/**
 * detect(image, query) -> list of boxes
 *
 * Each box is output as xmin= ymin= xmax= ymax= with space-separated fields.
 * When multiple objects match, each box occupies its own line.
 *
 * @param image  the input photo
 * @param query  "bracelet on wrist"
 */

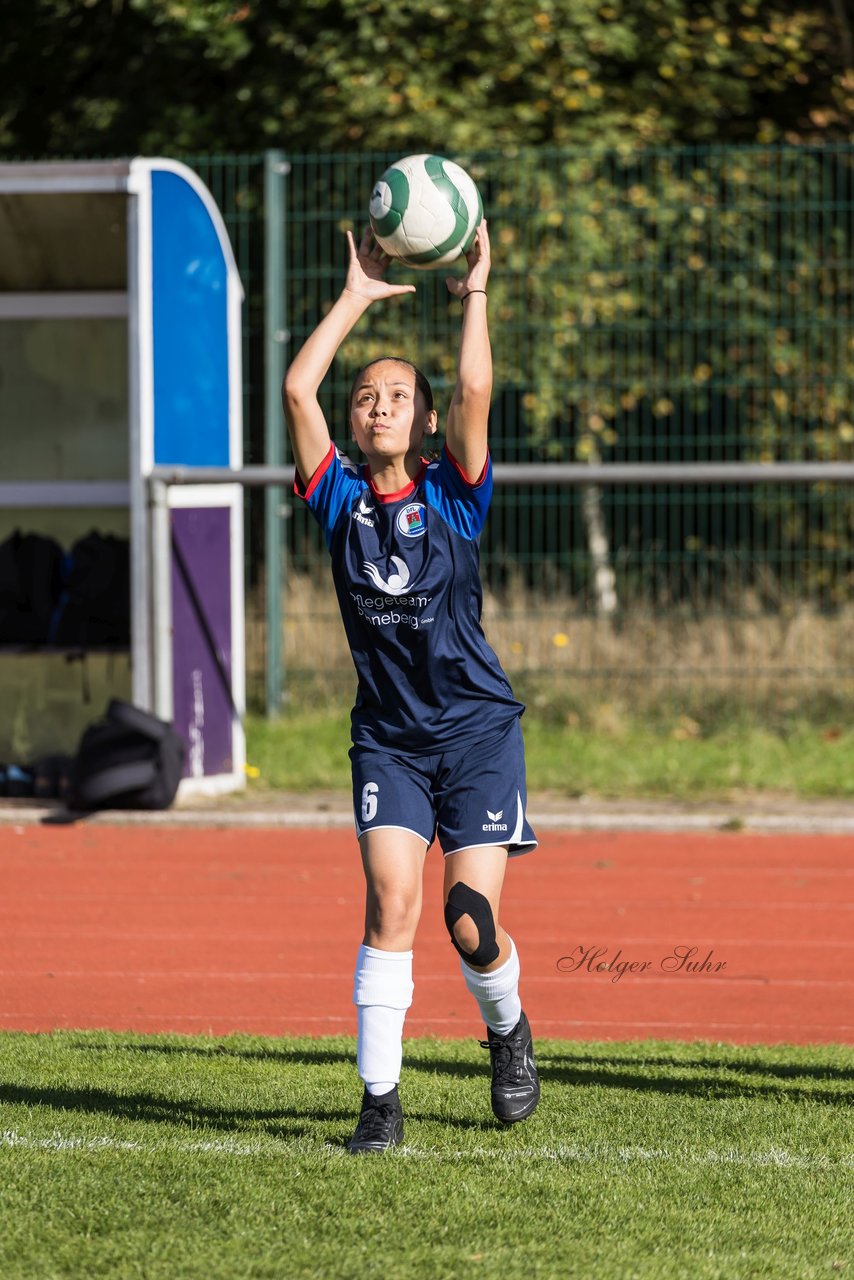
xmin=461 ymin=289 xmax=488 ymax=303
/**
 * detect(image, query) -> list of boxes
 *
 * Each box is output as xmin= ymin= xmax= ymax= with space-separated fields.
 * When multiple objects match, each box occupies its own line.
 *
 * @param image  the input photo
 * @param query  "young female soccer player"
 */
xmin=283 ymin=220 xmax=539 ymax=1153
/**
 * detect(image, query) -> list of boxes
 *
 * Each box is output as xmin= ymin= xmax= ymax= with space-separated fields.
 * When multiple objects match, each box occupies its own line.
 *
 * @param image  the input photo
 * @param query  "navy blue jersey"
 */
xmin=295 ymin=443 xmax=524 ymax=753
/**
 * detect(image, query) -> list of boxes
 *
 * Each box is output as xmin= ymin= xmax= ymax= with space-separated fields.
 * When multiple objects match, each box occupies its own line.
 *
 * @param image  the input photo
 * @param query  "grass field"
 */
xmin=1 ymin=1032 xmax=851 ymax=1279
xmin=245 ymin=701 xmax=854 ymax=799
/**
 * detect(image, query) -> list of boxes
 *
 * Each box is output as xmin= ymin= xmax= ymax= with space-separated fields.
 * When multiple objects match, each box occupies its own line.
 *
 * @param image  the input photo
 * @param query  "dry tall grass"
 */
xmin=245 ymin=574 xmax=854 ymax=713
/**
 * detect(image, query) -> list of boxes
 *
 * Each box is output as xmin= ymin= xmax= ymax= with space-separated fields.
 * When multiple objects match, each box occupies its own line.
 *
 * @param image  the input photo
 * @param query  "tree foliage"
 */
xmin=1 ymin=0 xmax=853 ymax=157
xmin=3 ymin=1 xmax=853 ymax=603
xmin=277 ymin=140 xmax=854 ymax=604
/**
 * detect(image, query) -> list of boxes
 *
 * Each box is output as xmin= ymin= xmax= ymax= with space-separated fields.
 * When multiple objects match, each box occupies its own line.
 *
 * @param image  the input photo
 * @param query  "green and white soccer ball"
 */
xmin=369 ymin=154 xmax=483 ymax=270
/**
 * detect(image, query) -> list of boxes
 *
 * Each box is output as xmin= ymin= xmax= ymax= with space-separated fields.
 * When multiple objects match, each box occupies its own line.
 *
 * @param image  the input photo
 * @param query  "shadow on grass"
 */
xmin=547 ymin=1051 xmax=854 ymax=1083
xmin=75 ymin=1039 xmax=358 ymax=1068
xmin=0 ymin=1081 xmax=491 ymax=1139
xmin=536 ymin=1056 xmax=853 ymax=1107
xmin=66 ymin=1037 xmax=854 ymax=1106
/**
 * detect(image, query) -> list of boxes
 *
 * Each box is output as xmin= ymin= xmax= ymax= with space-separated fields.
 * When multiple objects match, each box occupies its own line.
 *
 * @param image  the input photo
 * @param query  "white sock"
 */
xmin=353 ymin=944 xmax=414 ymax=1095
xmin=460 ymin=937 xmax=522 ymax=1036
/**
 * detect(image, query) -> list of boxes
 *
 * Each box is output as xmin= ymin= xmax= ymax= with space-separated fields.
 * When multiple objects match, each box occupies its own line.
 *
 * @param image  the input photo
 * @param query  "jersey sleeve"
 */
xmin=293 ymin=444 xmax=362 ymax=549
xmin=422 ymin=446 xmax=493 ymax=540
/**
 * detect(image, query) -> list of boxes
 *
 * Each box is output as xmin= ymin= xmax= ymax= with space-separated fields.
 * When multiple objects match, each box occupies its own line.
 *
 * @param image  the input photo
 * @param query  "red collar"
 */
xmin=365 ymin=460 xmax=428 ymax=504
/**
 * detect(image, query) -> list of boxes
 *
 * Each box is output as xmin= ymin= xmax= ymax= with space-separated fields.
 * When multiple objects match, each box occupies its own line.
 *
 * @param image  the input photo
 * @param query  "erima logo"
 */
xmin=362 ymin=556 xmax=411 ymax=596
xmin=482 ymin=807 xmax=509 ymax=833
xmin=353 ymin=494 xmax=374 ymax=528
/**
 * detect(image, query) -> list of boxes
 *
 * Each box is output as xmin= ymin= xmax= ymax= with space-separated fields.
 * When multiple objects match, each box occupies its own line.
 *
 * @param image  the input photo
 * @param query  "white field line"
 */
xmin=5 ymin=937 xmax=854 ymax=952
xmin=0 ymin=1128 xmax=851 ymax=1169
xmin=2 ymin=970 xmax=854 ymax=990
xmin=3 ymin=900 xmax=852 ymax=916
xmin=4 ymin=1015 xmax=852 ymax=1038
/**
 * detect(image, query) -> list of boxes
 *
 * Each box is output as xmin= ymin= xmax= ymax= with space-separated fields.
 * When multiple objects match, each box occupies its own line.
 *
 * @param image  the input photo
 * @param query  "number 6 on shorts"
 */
xmin=361 ymin=782 xmax=378 ymax=823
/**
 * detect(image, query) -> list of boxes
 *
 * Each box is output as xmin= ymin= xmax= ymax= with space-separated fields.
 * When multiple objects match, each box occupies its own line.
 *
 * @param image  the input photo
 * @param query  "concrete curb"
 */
xmin=3 ymin=797 xmax=854 ymax=834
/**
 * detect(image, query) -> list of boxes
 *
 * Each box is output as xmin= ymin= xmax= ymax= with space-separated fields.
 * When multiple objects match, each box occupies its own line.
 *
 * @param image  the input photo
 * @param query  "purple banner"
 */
xmin=170 ymin=506 xmax=234 ymax=778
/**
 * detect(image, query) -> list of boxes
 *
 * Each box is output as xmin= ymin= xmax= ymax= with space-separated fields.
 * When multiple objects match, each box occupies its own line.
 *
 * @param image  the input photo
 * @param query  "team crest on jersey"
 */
xmin=397 ymin=503 xmax=426 ymax=538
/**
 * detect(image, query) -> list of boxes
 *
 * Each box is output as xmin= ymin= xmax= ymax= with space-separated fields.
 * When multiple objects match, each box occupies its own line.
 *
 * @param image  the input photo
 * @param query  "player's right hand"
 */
xmin=343 ymin=228 xmax=416 ymax=302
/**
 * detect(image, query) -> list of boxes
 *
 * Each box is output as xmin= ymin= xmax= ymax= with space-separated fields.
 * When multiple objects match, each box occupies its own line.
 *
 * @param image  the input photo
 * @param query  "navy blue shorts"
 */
xmin=350 ymin=718 xmax=537 ymax=857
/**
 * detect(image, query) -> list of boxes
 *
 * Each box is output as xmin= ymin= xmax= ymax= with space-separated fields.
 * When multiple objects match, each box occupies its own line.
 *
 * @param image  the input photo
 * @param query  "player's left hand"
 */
xmin=446 ymin=219 xmax=491 ymax=300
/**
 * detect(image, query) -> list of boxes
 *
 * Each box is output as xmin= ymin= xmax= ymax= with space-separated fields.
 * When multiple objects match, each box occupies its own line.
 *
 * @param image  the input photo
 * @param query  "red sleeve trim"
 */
xmin=293 ymin=441 xmax=336 ymax=501
xmin=444 ymin=444 xmax=489 ymax=487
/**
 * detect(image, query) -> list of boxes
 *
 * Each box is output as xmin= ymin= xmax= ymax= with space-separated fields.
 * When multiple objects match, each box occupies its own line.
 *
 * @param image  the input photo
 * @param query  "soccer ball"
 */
xmin=369 ymin=154 xmax=483 ymax=270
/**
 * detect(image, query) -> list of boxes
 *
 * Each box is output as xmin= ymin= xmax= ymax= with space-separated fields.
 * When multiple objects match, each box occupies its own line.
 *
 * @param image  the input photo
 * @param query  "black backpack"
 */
xmin=0 ymin=531 xmax=65 ymax=643
xmin=51 ymin=531 xmax=131 ymax=648
xmin=68 ymin=700 xmax=185 ymax=811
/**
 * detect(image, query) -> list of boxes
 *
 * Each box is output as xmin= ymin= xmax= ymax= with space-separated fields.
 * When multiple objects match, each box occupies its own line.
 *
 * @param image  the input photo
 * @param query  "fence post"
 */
xmin=149 ymin=477 xmax=174 ymax=723
xmin=264 ymin=150 xmax=289 ymax=716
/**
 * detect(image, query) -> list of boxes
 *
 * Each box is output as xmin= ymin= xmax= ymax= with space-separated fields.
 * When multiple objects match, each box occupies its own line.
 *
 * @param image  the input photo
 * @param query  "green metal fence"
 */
xmin=197 ymin=146 xmax=854 ymax=708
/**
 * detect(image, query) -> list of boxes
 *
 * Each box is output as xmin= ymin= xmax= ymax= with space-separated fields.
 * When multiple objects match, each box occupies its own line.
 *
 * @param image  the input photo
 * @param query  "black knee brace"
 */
xmin=444 ymin=882 xmax=500 ymax=967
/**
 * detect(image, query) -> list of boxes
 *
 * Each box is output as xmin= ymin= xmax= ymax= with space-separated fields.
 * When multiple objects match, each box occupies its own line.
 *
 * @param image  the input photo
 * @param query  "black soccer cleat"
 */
xmin=480 ymin=1009 xmax=540 ymax=1124
xmin=346 ymin=1085 xmax=404 ymax=1154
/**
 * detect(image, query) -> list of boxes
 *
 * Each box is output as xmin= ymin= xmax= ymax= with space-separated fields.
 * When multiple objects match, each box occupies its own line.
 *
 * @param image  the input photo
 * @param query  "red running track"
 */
xmin=1 ymin=824 xmax=852 ymax=1044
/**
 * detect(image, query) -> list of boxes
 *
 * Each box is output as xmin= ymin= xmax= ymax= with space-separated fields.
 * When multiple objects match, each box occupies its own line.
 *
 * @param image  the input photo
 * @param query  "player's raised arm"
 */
xmin=282 ymin=229 xmax=416 ymax=485
xmin=444 ymin=220 xmax=493 ymax=482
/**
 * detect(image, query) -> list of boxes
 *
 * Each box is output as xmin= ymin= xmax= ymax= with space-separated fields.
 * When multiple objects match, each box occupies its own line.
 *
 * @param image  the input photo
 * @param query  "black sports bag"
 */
xmin=68 ymin=700 xmax=185 ymax=811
